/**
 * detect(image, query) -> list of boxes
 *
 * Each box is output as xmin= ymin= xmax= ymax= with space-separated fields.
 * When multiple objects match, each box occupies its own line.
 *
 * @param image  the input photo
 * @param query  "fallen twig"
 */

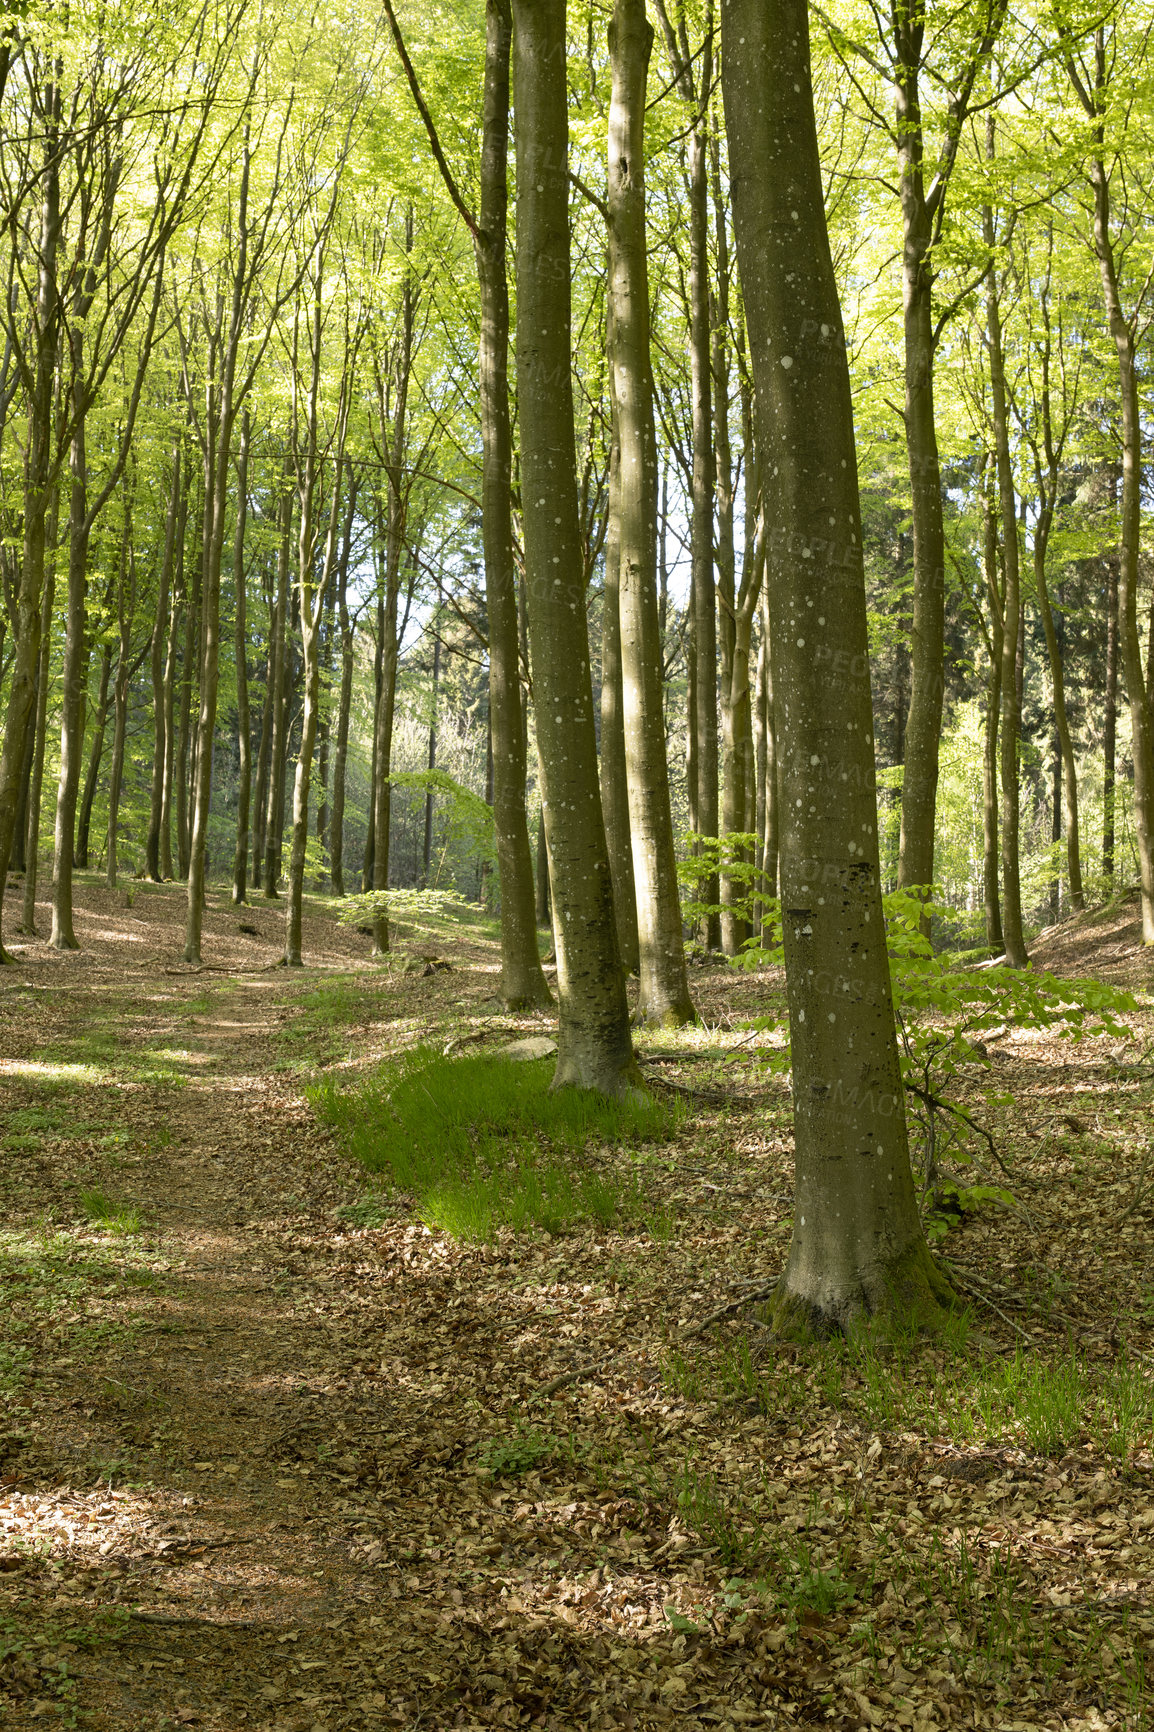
xmin=948 ymin=1268 xmax=1035 ymax=1343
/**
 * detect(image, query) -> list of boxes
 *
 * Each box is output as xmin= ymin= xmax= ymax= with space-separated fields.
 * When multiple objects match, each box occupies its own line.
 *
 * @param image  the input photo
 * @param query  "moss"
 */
xmin=759 ymin=1235 xmax=958 ymax=1342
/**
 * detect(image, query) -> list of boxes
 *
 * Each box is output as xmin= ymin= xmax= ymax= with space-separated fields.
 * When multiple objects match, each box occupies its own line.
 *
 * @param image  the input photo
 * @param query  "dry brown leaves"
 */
xmin=0 ymin=876 xmax=1150 ymax=1730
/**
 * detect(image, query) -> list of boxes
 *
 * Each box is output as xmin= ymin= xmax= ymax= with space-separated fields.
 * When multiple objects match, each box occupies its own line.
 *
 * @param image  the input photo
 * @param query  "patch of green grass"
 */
xmin=664 ymin=1322 xmax=1154 ymax=1463
xmin=476 ymin=1425 xmax=562 ymax=1477
xmin=77 ymin=1190 xmax=142 ymax=1235
xmin=310 ymin=1046 xmax=680 ymax=1241
xmin=335 ymin=1194 xmax=403 ymax=1227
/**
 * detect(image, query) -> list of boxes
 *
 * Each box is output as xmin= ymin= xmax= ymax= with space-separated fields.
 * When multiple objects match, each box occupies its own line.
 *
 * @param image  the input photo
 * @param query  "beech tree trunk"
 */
xmin=600 ymin=423 xmax=641 ymax=976
xmin=475 ymin=0 xmax=553 ymax=1007
xmin=980 ymin=462 xmax=1004 ymax=954
xmin=106 ymin=514 xmax=138 ymax=890
xmin=146 ymin=446 xmax=181 ymax=881
xmin=512 ymin=0 xmax=638 ymax=1096
xmin=19 ymin=535 xmax=56 ymax=934
xmin=0 ymin=93 xmax=60 ymax=960
xmin=1104 ymin=548 xmax=1118 ymax=884
xmin=723 ymin=0 xmax=948 ymax=1330
xmin=1090 ymin=160 xmax=1154 ymax=939
xmin=329 ymin=477 xmax=358 ymax=899
xmin=985 ymin=203 xmax=1028 ymax=967
xmin=607 ymin=0 xmax=694 ymax=1025
xmin=231 ymin=411 xmax=252 ymax=904
xmin=1065 ymin=36 xmax=1154 ymax=938
xmin=262 ymin=476 xmax=293 ymax=899
xmin=75 ymin=645 xmax=112 ymax=872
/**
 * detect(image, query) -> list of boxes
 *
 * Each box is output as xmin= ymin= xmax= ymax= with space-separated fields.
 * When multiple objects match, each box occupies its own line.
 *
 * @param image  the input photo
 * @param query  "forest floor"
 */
xmin=0 ymin=874 xmax=1151 ymax=1732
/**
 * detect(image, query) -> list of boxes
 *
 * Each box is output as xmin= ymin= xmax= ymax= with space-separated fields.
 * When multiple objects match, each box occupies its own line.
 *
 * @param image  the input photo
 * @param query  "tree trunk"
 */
xmin=262 ymin=473 xmax=293 ymax=899
xmin=1089 ymin=155 xmax=1154 ymax=939
xmin=19 ymin=527 xmax=57 ymax=934
xmin=329 ymin=478 xmax=357 ymax=899
xmin=422 ymin=623 xmax=441 ymax=883
xmin=175 ymin=517 xmax=200 ymax=880
xmin=1035 ymin=547 xmax=1084 ymax=913
xmin=986 ymin=198 xmax=1029 ymax=967
xmin=536 ymin=805 xmax=550 ymax=926
xmin=607 ymin=0 xmax=694 ymax=1024
xmin=1104 ymin=546 xmax=1118 ymax=884
xmin=106 ymin=514 xmax=137 ymax=890
xmin=475 ymin=0 xmax=553 ymax=1007
xmin=513 ymin=0 xmax=638 ymax=1095
xmin=723 ymin=0 xmax=948 ymax=1330
xmin=146 ymin=445 xmax=180 ymax=881
xmin=251 ymin=565 xmax=275 ymax=891
xmin=76 ymin=645 xmax=113 ymax=872
xmin=0 ymin=94 xmax=60 ymax=960
xmin=600 ymin=426 xmax=641 ymax=975
xmin=688 ymin=113 xmax=718 ymax=948
xmin=231 ymin=411 xmax=252 ymax=903
xmin=980 ymin=461 xmax=1004 ymax=953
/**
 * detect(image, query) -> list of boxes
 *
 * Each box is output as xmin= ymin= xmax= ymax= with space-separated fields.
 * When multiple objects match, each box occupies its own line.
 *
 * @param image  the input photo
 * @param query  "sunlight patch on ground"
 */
xmin=0 ymin=1060 xmax=109 ymax=1085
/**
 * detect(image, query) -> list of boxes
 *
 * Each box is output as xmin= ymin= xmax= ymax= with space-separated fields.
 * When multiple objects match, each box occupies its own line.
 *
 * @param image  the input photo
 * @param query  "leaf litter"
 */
xmin=0 ymin=878 xmax=1150 ymax=1728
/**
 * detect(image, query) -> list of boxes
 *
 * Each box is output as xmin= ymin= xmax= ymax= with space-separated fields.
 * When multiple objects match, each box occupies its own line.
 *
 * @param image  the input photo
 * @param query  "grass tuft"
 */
xmin=310 ymin=1046 xmax=680 ymax=1240
xmin=77 ymin=1189 xmax=142 ymax=1235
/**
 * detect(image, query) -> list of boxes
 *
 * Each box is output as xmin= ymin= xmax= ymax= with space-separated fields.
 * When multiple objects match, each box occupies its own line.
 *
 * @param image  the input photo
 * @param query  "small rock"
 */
xmin=497 ymin=1037 xmax=557 ymax=1062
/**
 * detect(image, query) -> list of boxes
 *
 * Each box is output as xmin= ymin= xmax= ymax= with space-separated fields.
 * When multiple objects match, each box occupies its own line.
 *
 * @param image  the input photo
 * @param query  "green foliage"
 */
xmin=309 ymin=1046 xmax=680 ymax=1241
xmin=475 ymin=1425 xmax=560 ymax=1478
xmin=677 ymin=833 xmax=763 ymax=930
xmin=336 ymin=886 xmax=479 ymax=928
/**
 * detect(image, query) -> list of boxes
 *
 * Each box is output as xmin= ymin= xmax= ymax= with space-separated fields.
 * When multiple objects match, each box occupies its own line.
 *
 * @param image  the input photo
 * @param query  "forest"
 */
xmin=0 ymin=0 xmax=1153 ymax=1727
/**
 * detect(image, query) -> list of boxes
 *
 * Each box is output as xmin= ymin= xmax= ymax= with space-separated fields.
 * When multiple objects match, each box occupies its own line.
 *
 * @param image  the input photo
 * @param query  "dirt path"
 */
xmin=1 ymin=879 xmax=1152 ymax=1731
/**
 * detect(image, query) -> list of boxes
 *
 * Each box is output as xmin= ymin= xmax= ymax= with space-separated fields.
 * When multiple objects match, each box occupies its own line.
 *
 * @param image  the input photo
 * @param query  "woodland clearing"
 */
xmin=0 ymin=875 xmax=1151 ymax=1731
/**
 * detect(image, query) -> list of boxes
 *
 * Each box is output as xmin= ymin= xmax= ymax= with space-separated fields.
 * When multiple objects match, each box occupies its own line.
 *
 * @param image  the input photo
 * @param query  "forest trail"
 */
xmin=0 ymin=879 xmax=1152 ymax=1730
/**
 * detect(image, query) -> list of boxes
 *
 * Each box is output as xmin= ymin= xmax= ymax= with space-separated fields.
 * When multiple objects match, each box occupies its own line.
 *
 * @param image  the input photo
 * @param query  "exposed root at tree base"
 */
xmin=758 ymin=1238 xmax=959 ymax=1342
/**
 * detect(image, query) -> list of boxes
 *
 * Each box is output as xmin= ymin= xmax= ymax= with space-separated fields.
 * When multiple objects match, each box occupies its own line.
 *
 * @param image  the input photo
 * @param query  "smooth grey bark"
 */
xmin=19 ymin=527 xmax=56 ymax=934
xmin=985 ymin=198 xmax=1028 ymax=968
xmin=230 ymin=411 xmax=252 ymax=904
xmin=0 ymin=80 xmax=59 ymax=960
xmin=75 ymin=643 xmax=112 ymax=871
xmin=607 ymin=0 xmax=694 ymax=1025
xmin=175 ymin=518 xmax=199 ymax=880
xmin=1025 ymin=314 xmax=1084 ymax=915
xmin=756 ymin=582 xmax=780 ymax=926
xmin=654 ymin=0 xmax=717 ymax=947
xmin=723 ymin=0 xmax=948 ymax=1330
xmin=146 ymin=445 xmax=181 ymax=881
xmin=262 ymin=474 xmax=293 ymax=898
xmin=512 ymin=0 xmax=638 ymax=1096
xmin=284 ymin=262 xmax=354 ymax=968
xmin=600 ymin=426 xmax=641 ymax=977
xmin=1104 ymin=546 xmax=1118 ymax=883
xmin=329 ymin=476 xmax=358 ymax=898
xmin=980 ymin=459 xmax=1004 ymax=954
xmin=106 ymin=514 xmax=139 ymax=890
xmin=536 ymin=806 xmax=550 ymax=926
xmin=422 ymin=624 xmax=441 ymax=883
xmin=368 ymin=235 xmax=415 ymax=959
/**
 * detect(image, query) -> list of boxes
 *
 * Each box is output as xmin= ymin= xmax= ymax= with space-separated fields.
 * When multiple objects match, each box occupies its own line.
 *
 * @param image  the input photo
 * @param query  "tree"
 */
xmin=723 ymin=0 xmax=950 ymax=1327
xmin=379 ymin=0 xmax=552 ymax=1008
xmin=606 ymin=0 xmax=695 ymax=1026
xmin=512 ymin=0 xmax=639 ymax=1095
xmin=1061 ymin=21 xmax=1154 ymax=944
